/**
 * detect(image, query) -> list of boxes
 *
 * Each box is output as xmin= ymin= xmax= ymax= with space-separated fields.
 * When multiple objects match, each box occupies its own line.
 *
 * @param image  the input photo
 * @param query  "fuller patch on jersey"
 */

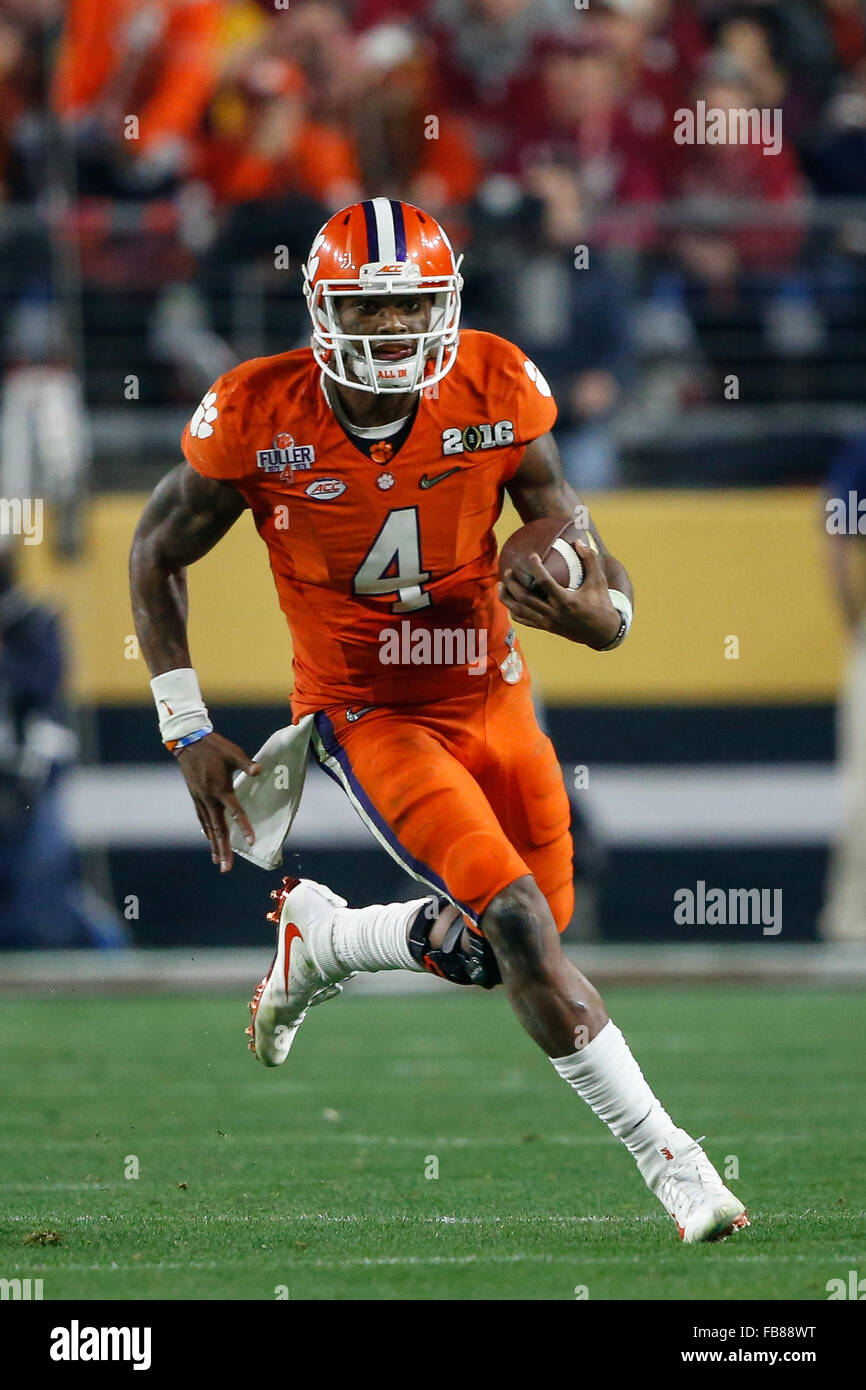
xmin=257 ymin=433 xmax=316 ymax=474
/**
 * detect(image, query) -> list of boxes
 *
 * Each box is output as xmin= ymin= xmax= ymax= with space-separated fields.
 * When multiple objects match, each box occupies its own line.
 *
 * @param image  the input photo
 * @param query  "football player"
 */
xmin=130 ymin=198 xmax=749 ymax=1244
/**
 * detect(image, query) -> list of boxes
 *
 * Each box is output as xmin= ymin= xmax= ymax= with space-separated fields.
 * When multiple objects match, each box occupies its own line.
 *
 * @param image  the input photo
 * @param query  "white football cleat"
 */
xmin=246 ymin=876 xmax=351 ymax=1067
xmin=652 ymin=1130 xmax=751 ymax=1243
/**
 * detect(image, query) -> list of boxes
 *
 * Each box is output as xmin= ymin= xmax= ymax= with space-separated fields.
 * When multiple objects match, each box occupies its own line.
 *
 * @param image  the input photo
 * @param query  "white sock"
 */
xmin=314 ymin=898 xmax=429 ymax=977
xmin=551 ymin=1020 xmax=679 ymax=1188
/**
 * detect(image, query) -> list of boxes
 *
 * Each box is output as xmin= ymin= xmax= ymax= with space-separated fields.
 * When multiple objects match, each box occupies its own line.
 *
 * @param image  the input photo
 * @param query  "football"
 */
xmin=499 ymin=516 xmax=593 ymax=593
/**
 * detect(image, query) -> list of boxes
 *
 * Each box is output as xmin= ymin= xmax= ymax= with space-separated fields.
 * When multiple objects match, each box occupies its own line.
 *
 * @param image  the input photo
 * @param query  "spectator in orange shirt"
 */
xmin=245 ymin=0 xmax=366 ymax=128
xmin=353 ymin=24 xmax=481 ymax=234
xmin=53 ymin=0 xmax=224 ymax=193
xmin=185 ymin=53 xmax=361 ymax=385
xmin=195 ymin=56 xmax=360 ymax=209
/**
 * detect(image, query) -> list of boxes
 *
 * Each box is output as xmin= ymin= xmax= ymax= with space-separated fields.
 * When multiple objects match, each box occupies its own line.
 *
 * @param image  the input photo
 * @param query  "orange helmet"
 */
xmin=302 ymin=198 xmax=463 ymax=394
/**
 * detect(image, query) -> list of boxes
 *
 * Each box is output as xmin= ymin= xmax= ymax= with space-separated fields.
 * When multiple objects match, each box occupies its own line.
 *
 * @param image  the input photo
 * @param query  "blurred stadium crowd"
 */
xmin=1 ymin=0 xmax=865 ymax=496
xmin=1 ymin=1 xmax=865 ymax=951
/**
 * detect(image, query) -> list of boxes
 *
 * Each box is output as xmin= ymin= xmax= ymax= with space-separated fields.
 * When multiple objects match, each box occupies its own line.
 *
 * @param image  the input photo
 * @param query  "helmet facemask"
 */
xmin=304 ymin=258 xmax=463 ymax=394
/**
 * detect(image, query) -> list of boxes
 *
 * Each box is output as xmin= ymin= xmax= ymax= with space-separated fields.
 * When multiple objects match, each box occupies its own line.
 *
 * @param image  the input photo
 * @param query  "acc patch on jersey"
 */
xmin=305 ymin=477 xmax=346 ymax=500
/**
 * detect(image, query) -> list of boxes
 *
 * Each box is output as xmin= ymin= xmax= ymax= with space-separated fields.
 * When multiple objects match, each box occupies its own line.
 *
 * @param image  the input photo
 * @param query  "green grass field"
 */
xmin=1 ymin=984 xmax=864 ymax=1301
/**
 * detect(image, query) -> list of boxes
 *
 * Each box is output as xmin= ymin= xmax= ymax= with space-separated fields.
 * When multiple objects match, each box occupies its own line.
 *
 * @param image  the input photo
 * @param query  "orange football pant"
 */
xmin=310 ymin=663 xmax=574 ymax=933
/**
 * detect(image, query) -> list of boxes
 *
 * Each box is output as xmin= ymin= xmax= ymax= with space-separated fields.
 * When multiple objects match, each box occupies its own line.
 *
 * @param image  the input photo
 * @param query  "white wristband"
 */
xmin=600 ymin=589 xmax=633 ymax=650
xmin=151 ymin=668 xmax=213 ymax=743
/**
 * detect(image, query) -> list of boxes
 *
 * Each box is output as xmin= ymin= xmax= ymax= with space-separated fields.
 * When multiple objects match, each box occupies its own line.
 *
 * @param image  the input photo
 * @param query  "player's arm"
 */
xmin=502 ymin=431 xmax=633 ymax=650
xmin=129 ymin=462 xmax=260 ymax=872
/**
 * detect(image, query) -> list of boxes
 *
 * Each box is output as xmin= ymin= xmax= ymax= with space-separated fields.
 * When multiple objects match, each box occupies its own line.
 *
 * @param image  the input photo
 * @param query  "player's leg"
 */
xmin=261 ymin=697 xmax=605 ymax=1043
xmin=252 ymin=694 xmax=750 ymax=1241
xmin=480 ymin=873 xmax=748 ymax=1241
xmin=476 ymin=676 xmax=749 ymax=1242
xmin=480 ymin=873 xmax=603 ymax=1053
xmin=470 ymin=676 xmax=597 ymax=1054
xmin=246 ymin=873 xmax=463 ymax=1066
xmin=247 ymin=704 xmax=517 ymax=1066
xmin=309 ymin=702 xmax=538 ymax=965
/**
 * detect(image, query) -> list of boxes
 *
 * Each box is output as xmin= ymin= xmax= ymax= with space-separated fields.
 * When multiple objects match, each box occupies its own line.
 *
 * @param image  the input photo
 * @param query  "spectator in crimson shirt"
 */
xmin=712 ymin=8 xmax=817 ymax=150
xmin=669 ymin=56 xmax=805 ymax=285
xmin=500 ymin=34 xmax=665 ymax=229
xmin=590 ymin=0 xmax=709 ymax=169
xmin=351 ymin=0 xmax=433 ymax=27
xmin=823 ymin=0 xmax=866 ymax=72
xmin=425 ymin=0 xmax=577 ymax=161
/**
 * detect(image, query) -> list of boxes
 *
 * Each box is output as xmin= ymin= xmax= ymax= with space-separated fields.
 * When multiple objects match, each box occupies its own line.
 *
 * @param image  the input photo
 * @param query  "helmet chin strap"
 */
xmin=347 ymin=352 xmax=369 ymax=386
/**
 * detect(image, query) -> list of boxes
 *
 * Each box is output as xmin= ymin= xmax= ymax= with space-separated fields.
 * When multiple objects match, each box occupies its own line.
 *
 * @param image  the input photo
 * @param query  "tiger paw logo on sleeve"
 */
xmin=190 ymin=391 xmax=219 ymax=439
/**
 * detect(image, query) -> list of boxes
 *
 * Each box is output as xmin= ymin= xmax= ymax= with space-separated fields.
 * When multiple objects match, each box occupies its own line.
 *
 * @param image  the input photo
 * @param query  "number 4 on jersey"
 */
xmin=353 ymin=508 xmax=431 ymax=612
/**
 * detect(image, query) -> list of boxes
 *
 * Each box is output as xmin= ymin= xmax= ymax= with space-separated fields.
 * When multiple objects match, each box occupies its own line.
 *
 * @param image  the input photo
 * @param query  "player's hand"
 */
xmin=498 ymin=541 xmax=622 ymax=649
xmin=175 ymin=732 xmax=261 ymax=873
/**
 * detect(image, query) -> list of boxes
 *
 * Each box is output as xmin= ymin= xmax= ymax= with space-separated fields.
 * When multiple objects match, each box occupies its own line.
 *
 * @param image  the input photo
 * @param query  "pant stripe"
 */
xmin=311 ymin=711 xmax=477 ymax=923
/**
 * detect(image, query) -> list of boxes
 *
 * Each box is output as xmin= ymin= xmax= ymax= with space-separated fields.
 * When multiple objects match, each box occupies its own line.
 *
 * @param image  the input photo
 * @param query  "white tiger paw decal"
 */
xmin=523 ymin=359 xmax=552 ymax=398
xmin=190 ymin=391 xmax=218 ymax=439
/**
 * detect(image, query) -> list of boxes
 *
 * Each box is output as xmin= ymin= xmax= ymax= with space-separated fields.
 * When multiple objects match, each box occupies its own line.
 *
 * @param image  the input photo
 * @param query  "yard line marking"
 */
xmin=3 ymin=1257 xmax=579 ymax=1273
xmin=0 ymin=1129 xmax=839 ymax=1153
xmin=1 ymin=1182 xmax=126 ymax=1191
xmin=0 ymin=1134 xmax=617 ymax=1154
xmin=6 ymin=1208 xmax=863 ymax=1224
xmin=13 ymin=1250 xmax=865 ymax=1277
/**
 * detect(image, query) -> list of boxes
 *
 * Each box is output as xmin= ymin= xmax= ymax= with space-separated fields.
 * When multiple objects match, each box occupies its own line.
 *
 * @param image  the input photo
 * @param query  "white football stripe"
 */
xmin=372 ymin=196 xmax=397 ymax=261
xmin=551 ymin=537 xmax=583 ymax=588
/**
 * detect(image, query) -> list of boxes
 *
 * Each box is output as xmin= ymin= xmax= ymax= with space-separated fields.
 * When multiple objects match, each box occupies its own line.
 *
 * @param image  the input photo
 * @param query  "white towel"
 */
xmin=228 ymin=715 xmax=315 ymax=870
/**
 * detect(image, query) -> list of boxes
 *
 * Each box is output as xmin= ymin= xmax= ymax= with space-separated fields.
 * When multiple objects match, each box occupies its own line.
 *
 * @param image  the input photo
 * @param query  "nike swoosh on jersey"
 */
xmin=345 ymin=705 xmax=376 ymax=722
xmin=419 ymin=467 xmax=463 ymax=489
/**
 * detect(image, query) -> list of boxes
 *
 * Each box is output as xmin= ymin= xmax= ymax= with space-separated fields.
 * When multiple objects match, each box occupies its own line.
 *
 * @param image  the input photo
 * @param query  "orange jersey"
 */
xmin=194 ymin=120 xmax=361 ymax=206
xmin=181 ymin=330 xmax=557 ymax=715
xmin=53 ymin=0 xmax=223 ymax=155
